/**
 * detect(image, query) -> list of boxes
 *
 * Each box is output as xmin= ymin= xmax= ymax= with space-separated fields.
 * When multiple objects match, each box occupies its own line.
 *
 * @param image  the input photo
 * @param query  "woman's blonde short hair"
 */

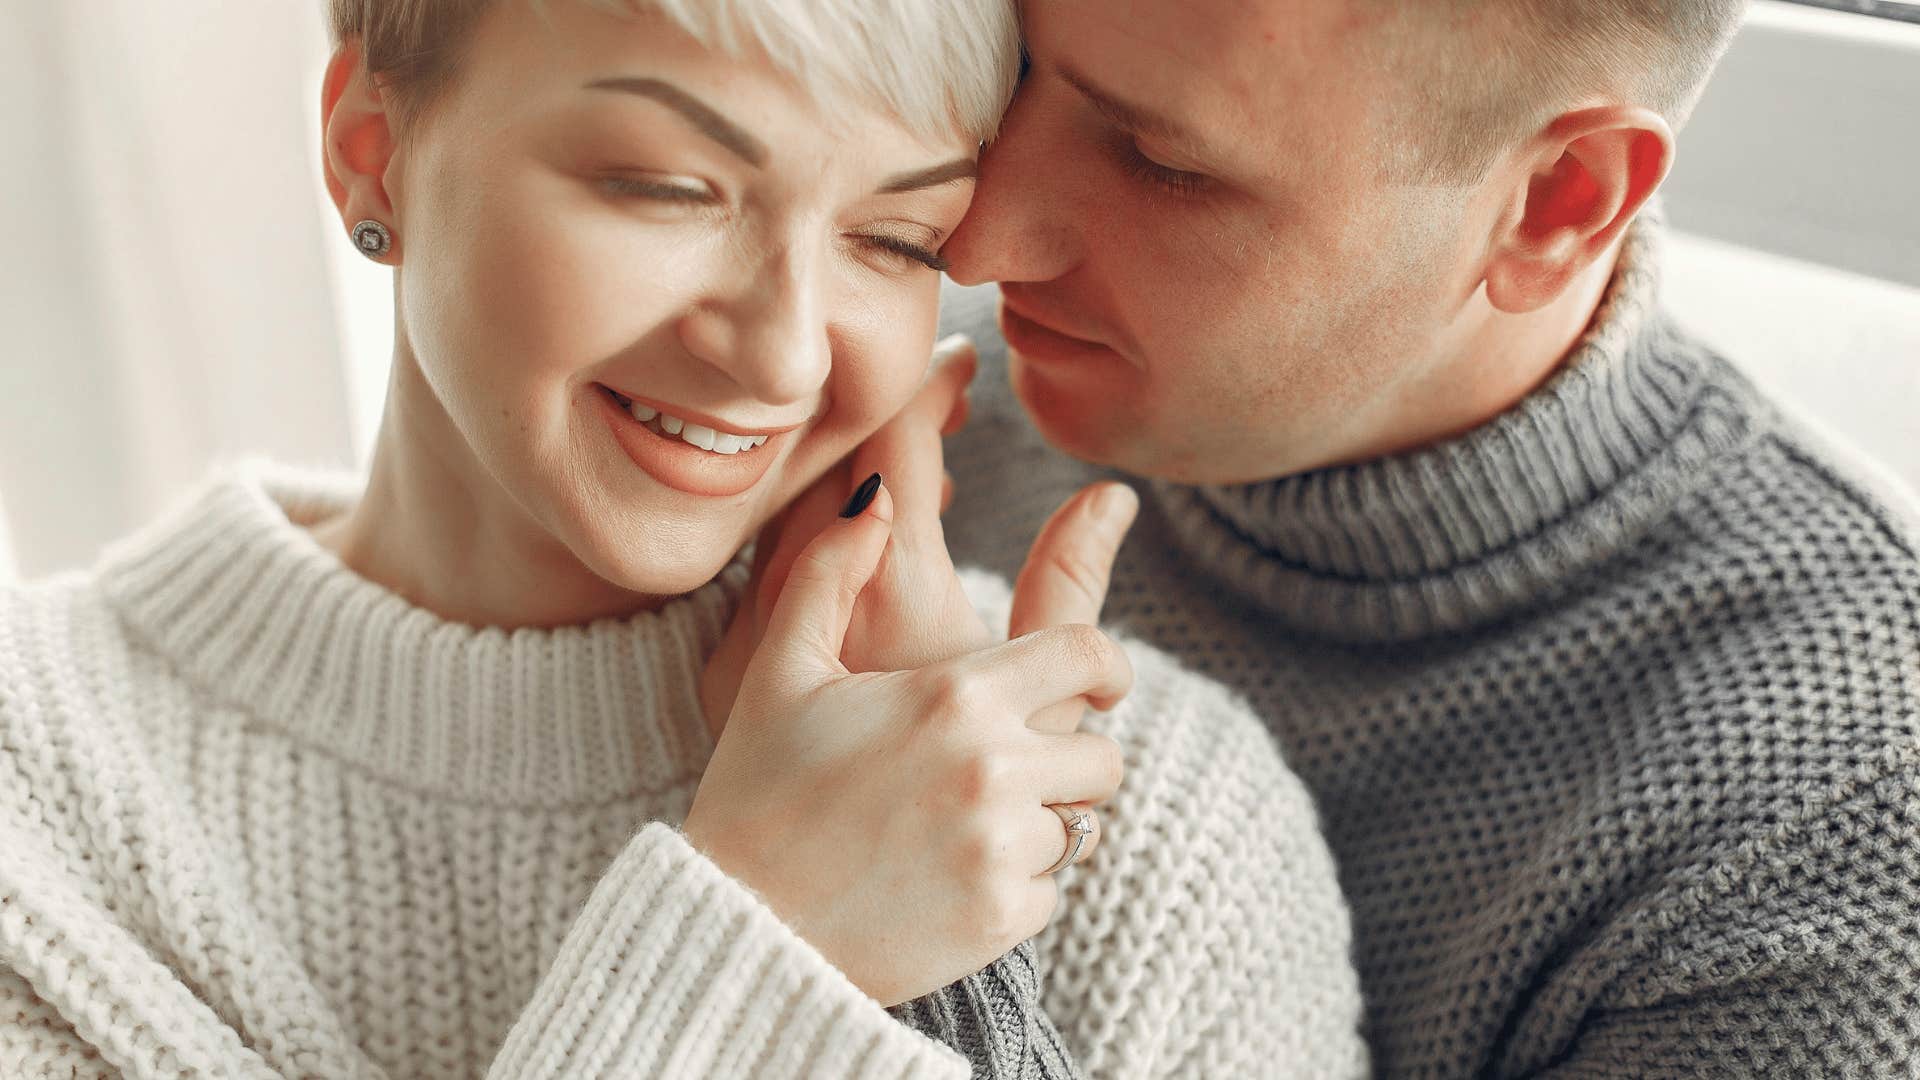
xmin=328 ymin=0 xmax=1022 ymax=144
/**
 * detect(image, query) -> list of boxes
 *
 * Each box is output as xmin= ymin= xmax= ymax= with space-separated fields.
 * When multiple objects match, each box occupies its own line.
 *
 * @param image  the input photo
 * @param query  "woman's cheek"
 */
xmin=840 ymin=277 xmax=944 ymax=420
xmin=833 ymin=345 xmax=918 ymax=438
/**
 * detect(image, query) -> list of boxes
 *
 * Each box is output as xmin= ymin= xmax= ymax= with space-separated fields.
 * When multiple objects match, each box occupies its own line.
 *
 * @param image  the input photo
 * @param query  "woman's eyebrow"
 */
xmin=877 ymin=158 xmax=978 ymax=194
xmin=582 ymin=76 xmax=768 ymax=167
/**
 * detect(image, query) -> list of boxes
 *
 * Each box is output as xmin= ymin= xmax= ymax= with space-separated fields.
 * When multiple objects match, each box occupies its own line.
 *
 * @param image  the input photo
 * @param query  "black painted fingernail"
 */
xmin=840 ymin=472 xmax=883 ymax=519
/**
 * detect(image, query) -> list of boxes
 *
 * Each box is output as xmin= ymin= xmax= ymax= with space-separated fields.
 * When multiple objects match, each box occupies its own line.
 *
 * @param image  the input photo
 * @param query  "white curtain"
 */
xmin=0 ymin=2 xmax=384 ymax=582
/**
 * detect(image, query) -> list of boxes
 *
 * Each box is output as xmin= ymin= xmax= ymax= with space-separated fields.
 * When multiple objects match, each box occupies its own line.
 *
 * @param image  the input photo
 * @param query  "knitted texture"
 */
xmin=0 ymin=461 xmax=1367 ymax=1078
xmin=937 ymin=203 xmax=1920 ymax=1079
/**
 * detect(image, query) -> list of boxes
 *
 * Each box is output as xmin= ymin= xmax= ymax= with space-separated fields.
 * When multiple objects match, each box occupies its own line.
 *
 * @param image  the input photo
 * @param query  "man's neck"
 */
xmin=1334 ymin=239 xmax=1625 ymax=467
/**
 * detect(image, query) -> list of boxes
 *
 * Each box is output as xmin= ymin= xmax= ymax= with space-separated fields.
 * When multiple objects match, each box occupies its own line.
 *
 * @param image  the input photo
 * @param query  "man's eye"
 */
xmin=599 ymin=175 xmax=715 ymax=203
xmin=1116 ymin=142 xmax=1211 ymax=198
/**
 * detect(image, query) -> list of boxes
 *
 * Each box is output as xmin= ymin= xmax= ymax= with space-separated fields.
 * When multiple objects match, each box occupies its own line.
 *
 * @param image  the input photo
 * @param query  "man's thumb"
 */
xmin=758 ymin=473 xmax=894 ymax=677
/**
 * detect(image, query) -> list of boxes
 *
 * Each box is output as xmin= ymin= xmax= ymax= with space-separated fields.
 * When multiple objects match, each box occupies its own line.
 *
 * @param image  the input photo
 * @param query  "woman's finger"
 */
xmin=940 ymin=622 xmax=1135 ymax=719
xmin=849 ymin=338 xmax=977 ymax=537
xmin=698 ymin=605 xmax=757 ymax=743
xmin=1029 ymin=795 xmax=1105 ymax=868
xmin=756 ymin=475 xmax=895 ymax=679
xmin=1007 ymin=798 xmax=1104 ymax=881
xmin=1009 ymin=483 xmax=1139 ymax=733
xmin=1010 ymin=483 xmax=1138 ymax=641
xmin=750 ymin=460 xmax=855 ymax=636
xmin=1019 ymin=730 xmax=1125 ymax=811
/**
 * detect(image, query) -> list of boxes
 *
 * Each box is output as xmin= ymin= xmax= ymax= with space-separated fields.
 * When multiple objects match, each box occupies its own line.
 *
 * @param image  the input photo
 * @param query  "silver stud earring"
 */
xmin=351 ymin=219 xmax=392 ymax=260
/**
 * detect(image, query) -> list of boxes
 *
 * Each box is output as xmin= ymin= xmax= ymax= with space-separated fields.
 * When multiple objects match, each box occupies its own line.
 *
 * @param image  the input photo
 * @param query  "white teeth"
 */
xmin=624 ymin=394 xmax=774 ymax=455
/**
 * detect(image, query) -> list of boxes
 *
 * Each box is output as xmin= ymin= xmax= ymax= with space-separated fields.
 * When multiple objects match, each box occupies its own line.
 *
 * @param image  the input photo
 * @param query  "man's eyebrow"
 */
xmin=1058 ymin=64 xmax=1206 ymax=154
xmin=583 ymin=76 xmax=768 ymax=167
xmin=877 ymin=158 xmax=978 ymax=194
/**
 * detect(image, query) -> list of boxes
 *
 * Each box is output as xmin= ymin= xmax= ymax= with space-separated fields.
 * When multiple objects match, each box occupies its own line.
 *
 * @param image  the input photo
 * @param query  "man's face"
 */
xmin=945 ymin=0 xmax=1496 ymax=484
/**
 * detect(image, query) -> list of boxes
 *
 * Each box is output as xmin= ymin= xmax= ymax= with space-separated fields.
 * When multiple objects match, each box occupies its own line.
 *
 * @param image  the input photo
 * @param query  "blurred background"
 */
xmin=1 ymin=0 xmax=1916 ymax=582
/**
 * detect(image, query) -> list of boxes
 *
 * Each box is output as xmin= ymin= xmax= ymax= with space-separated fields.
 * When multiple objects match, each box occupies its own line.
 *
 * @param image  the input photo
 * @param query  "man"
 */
xmin=933 ymin=0 xmax=1920 ymax=1076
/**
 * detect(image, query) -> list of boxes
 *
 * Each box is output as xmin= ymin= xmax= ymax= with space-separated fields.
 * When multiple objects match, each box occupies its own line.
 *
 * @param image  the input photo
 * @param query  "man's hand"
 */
xmin=700 ymin=334 xmax=1139 ymax=742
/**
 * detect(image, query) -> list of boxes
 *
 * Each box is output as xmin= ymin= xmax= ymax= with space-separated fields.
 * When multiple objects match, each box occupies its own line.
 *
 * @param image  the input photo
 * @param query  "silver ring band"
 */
xmin=1042 ymin=804 xmax=1096 ymax=875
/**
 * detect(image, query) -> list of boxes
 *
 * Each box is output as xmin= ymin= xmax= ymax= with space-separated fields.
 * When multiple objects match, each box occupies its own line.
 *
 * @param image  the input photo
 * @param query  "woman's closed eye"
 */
xmin=598 ymin=173 xmax=716 ymax=204
xmin=855 ymin=230 xmax=950 ymax=274
xmin=597 ymin=171 xmax=949 ymax=273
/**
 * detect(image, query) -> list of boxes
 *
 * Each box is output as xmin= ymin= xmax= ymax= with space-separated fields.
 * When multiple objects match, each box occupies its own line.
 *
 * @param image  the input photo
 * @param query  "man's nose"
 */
xmin=943 ymin=87 xmax=1079 ymax=287
xmin=677 ymin=242 xmax=830 ymax=409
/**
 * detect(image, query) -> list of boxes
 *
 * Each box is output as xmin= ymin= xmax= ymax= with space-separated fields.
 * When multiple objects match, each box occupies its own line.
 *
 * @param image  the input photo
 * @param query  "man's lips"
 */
xmin=998 ymin=299 xmax=1131 ymax=374
xmin=998 ymin=296 xmax=1107 ymax=349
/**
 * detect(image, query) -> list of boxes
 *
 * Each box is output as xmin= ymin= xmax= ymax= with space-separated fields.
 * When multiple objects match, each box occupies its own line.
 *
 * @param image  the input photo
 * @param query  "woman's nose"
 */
xmin=677 ymin=243 xmax=830 ymax=409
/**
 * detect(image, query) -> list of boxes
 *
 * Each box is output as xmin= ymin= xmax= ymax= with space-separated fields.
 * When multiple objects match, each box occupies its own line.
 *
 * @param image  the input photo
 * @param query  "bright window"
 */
xmin=1782 ymin=1 xmax=1920 ymax=22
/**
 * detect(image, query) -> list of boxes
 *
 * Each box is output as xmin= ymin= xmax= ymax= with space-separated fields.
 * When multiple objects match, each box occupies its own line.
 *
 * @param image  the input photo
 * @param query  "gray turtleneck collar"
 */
xmin=1146 ymin=205 xmax=1768 ymax=643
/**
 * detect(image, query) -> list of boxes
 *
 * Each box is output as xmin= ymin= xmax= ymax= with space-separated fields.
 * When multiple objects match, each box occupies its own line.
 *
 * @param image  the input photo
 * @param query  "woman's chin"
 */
xmin=561 ymin=513 xmax=751 ymax=609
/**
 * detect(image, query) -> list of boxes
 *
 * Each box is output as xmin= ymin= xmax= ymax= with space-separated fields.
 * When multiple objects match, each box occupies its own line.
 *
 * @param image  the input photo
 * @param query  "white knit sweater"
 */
xmin=0 ymin=460 xmax=1366 ymax=1079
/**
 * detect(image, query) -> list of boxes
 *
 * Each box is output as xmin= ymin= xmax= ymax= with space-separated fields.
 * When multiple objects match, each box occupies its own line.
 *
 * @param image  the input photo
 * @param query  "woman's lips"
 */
xmin=593 ymin=385 xmax=785 ymax=498
xmin=602 ymin=386 xmax=808 ymax=438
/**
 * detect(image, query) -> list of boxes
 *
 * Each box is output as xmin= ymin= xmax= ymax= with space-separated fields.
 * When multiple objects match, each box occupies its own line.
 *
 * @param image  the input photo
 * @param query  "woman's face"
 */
xmin=383 ymin=0 xmax=977 ymax=596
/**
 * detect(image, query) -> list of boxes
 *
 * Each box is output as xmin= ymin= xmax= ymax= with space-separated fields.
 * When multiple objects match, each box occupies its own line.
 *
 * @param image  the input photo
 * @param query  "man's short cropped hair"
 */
xmin=1375 ymin=0 xmax=1752 ymax=185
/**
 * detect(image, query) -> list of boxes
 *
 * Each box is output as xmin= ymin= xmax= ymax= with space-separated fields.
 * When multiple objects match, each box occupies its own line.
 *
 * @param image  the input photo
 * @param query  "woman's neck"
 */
xmin=311 ymin=352 xmax=670 ymax=630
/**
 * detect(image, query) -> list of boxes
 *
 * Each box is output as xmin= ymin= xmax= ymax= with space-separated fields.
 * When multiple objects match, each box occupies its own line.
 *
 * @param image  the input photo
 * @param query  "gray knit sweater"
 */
xmin=937 ymin=207 xmax=1920 ymax=1078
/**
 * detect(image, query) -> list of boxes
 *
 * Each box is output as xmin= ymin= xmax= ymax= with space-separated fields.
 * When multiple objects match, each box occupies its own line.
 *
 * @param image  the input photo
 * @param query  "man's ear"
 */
xmin=321 ymin=39 xmax=402 ymax=263
xmin=1483 ymin=105 xmax=1673 ymax=314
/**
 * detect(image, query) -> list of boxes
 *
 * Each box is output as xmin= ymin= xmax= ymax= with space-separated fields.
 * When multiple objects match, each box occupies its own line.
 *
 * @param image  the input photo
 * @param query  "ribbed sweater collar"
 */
xmin=1150 ymin=205 xmax=1758 ymax=644
xmin=95 ymin=460 xmax=748 ymax=807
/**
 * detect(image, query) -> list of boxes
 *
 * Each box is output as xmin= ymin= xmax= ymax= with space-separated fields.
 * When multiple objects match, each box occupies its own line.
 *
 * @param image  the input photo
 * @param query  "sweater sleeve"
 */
xmin=0 ymin=812 xmax=296 ymax=1079
xmin=483 ymin=820 xmax=972 ymax=1079
xmin=0 ymin=811 xmax=971 ymax=1079
xmin=888 ymin=938 xmax=1087 ymax=1080
xmin=0 ymin=966 xmax=124 ymax=1080
xmin=1525 ymin=757 xmax=1920 ymax=1080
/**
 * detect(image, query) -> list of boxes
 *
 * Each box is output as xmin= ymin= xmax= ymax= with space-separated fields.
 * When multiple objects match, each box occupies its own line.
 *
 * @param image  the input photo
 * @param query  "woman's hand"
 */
xmin=700 ymin=336 xmax=1141 ymax=740
xmin=681 ymin=481 xmax=1134 ymax=1008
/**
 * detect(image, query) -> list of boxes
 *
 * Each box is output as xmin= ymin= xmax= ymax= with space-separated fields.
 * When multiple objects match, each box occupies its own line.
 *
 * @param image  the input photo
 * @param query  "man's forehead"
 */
xmin=1027 ymin=0 xmax=1381 ymax=169
xmin=1031 ymin=0 xmax=1367 ymax=70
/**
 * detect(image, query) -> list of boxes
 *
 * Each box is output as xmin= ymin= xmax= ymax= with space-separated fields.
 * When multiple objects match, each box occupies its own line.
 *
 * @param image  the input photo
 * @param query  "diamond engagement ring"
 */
xmin=1042 ymin=804 xmax=1097 ymax=875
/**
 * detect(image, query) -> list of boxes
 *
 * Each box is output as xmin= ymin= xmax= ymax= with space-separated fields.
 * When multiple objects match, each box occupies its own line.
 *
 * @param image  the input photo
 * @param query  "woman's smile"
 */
xmin=593 ymin=383 xmax=792 ymax=498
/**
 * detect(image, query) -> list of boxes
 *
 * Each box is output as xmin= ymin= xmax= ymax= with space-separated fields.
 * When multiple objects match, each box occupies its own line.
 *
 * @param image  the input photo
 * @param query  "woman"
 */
xmin=0 ymin=1 xmax=1367 ymax=1077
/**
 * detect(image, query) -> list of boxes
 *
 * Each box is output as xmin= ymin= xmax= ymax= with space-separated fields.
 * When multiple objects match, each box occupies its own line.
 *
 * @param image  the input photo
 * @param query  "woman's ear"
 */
xmin=1483 ymin=105 xmax=1673 ymax=314
xmin=321 ymin=39 xmax=402 ymax=263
